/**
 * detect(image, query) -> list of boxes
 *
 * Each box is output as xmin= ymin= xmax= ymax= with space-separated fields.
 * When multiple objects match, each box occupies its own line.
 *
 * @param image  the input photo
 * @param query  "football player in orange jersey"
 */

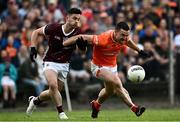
xmin=63 ymin=22 xmax=150 ymax=118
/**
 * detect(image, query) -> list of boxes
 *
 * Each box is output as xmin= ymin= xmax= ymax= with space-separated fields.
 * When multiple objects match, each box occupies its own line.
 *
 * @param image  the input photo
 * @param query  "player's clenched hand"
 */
xmin=138 ymin=50 xmax=151 ymax=58
xmin=30 ymin=47 xmax=37 ymax=62
xmin=76 ymin=37 xmax=87 ymax=51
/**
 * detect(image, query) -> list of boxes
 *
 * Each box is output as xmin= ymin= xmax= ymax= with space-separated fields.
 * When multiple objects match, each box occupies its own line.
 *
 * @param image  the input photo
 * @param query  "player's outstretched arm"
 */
xmin=30 ymin=26 xmax=45 ymax=62
xmin=63 ymin=34 xmax=94 ymax=46
xmin=126 ymin=39 xmax=140 ymax=52
xmin=126 ymin=39 xmax=151 ymax=58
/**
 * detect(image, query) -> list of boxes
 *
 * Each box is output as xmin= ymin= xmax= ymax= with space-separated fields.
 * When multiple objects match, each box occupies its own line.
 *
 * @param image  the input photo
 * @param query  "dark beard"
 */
xmin=118 ymin=38 xmax=124 ymax=44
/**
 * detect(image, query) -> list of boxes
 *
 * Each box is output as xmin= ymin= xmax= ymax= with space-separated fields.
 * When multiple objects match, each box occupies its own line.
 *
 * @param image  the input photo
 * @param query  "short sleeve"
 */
xmin=92 ymin=35 xmax=99 ymax=45
xmin=92 ymin=32 xmax=109 ymax=46
xmin=44 ymin=23 xmax=59 ymax=35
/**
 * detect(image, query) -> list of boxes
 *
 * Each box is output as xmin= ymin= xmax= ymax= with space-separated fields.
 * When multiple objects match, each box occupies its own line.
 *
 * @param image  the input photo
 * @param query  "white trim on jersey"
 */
xmin=62 ymin=24 xmax=74 ymax=36
xmin=42 ymin=25 xmax=46 ymax=35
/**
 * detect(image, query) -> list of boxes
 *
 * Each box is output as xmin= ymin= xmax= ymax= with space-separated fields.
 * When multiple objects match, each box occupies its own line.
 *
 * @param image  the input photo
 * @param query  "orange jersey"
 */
xmin=92 ymin=30 xmax=127 ymax=67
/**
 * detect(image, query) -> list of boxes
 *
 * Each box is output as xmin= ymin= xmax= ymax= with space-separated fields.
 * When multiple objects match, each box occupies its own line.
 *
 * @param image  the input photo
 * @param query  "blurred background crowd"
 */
xmin=0 ymin=0 xmax=179 ymax=108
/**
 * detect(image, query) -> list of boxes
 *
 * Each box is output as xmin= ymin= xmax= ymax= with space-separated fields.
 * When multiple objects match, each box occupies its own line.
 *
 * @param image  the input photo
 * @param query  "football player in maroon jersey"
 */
xmin=26 ymin=8 xmax=82 ymax=120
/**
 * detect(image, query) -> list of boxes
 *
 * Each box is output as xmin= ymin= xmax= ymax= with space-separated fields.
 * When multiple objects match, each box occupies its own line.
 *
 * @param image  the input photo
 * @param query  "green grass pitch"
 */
xmin=1 ymin=109 xmax=180 ymax=122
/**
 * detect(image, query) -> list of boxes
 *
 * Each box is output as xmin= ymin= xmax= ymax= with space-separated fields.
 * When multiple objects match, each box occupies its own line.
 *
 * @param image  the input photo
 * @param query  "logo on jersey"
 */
xmin=103 ymin=52 xmax=119 ymax=56
xmin=54 ymin=36 xmax=61 ymax=40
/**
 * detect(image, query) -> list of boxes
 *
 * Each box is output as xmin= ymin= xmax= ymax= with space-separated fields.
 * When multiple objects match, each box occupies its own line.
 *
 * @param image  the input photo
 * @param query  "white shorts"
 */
xmin=1 ymin=76 xmax=15 ymax=87
xmin=91 ymin=62 xmax=117 ymax=78
xmin=43 ymin=61 xmax=69 ymax=82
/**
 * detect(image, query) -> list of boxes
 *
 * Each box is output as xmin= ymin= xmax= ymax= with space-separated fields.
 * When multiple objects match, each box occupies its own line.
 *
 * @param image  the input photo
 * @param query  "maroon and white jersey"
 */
xmin=43 ymin=23 xmax=80 ymax=63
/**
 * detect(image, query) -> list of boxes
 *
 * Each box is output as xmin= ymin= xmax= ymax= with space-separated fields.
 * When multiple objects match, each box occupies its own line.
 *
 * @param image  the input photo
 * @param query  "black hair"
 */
xmin=115 ymin=22 xmax=130 ymax=31
xmin=67 ymin=8 xmax=82 ymax=15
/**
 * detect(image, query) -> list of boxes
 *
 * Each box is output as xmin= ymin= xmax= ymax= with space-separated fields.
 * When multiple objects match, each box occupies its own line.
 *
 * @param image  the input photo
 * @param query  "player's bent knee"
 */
xmin=48 ymin=82 xmax=58 ymax=91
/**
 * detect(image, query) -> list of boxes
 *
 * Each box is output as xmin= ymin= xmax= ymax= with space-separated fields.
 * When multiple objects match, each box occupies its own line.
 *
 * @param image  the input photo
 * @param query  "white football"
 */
xmin=127 ymin=65 xmax=145 ymax=83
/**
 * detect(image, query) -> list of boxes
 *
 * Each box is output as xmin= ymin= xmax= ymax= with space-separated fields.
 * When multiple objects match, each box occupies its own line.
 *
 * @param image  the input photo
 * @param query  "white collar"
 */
xmin=62 ymin=24 xmax=74 ymax=36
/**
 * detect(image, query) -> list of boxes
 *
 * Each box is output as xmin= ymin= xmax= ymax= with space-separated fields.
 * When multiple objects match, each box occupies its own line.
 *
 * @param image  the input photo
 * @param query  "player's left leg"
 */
xmin=35 ymin=77 xmax=68 ymax=119
xmin=114 ymin=78 xmax=146 ymax=117
xmin=26 ymin=70 xmax=67 ymax=119
xmin=26 ymin=81 xmax=66 ymax=116
xmin=28 ymin=78 xmax=65 ymax=104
